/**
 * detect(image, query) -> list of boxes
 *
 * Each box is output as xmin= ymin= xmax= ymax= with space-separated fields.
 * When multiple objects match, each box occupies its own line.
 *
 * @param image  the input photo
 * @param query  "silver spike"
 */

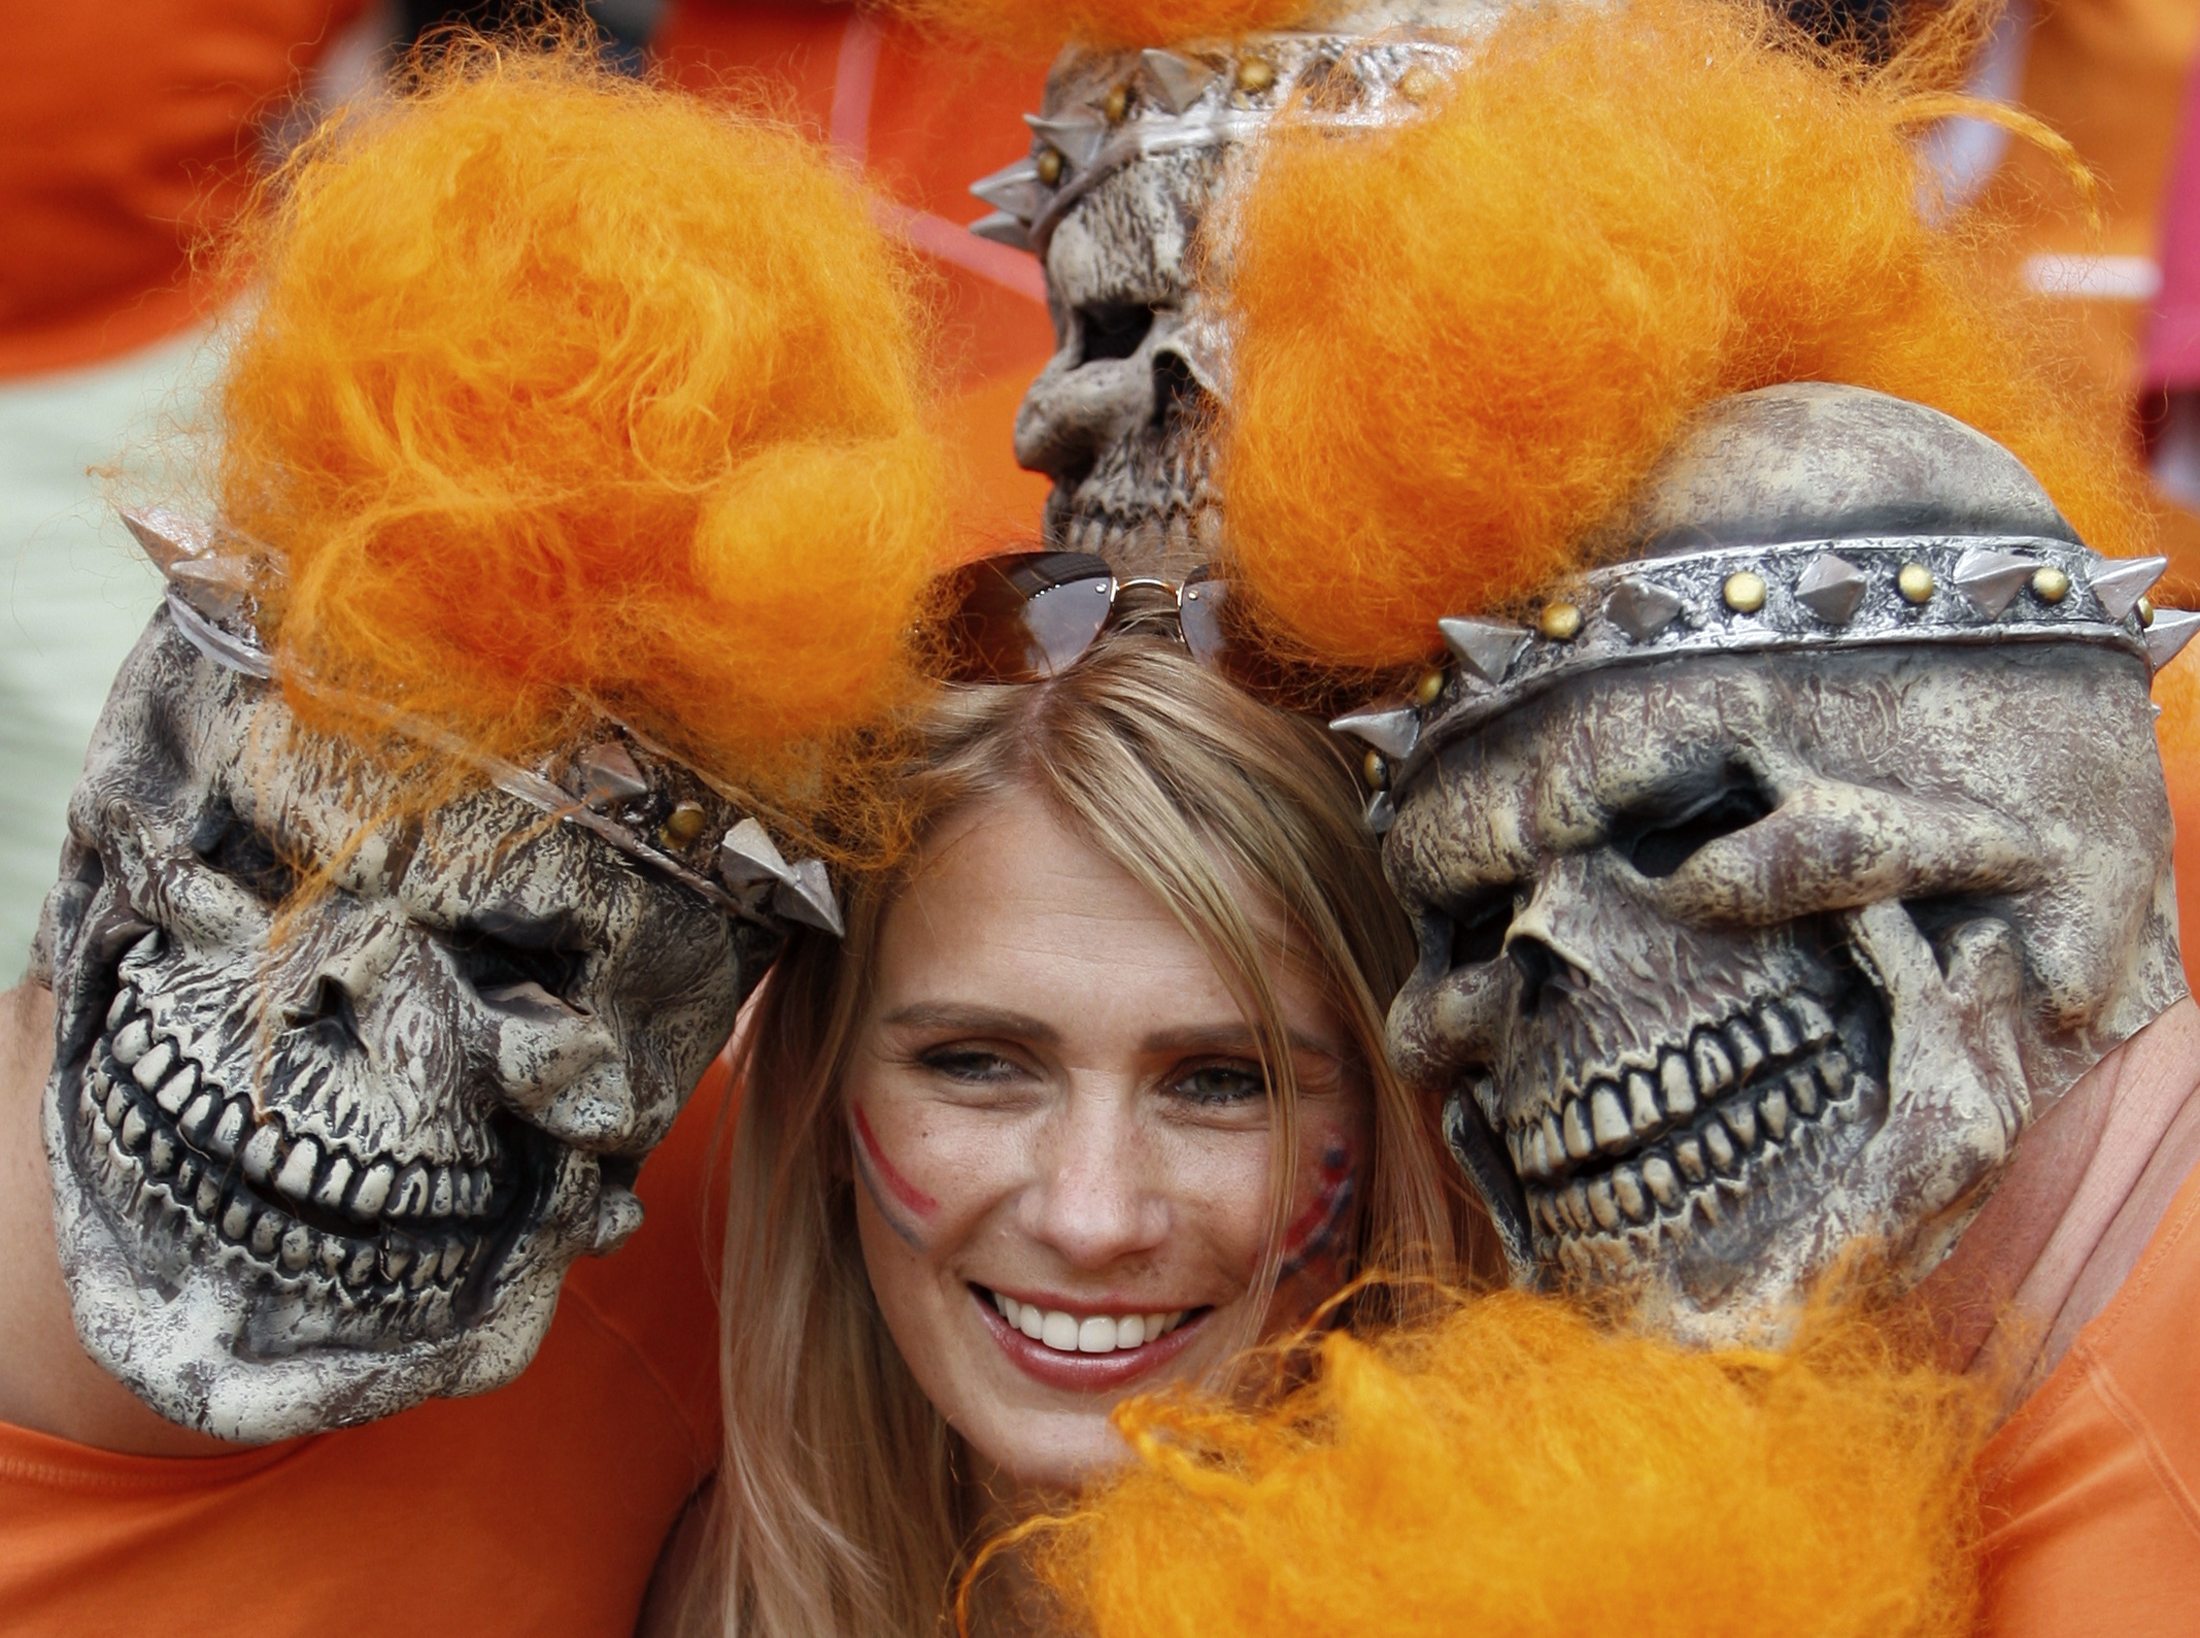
xmin=166 ymin=555 xmax=256 ymax=595
xmin=2091 ymin=555 xmax=2169 ymax=623
xmin=578 ymin=743 xmax=649 ymax=808
xmin=1328 ymin=705 xmax=1420 ymax=759
xmin=2145 ymin=609 xmax=2200 ymax=671
xmin=772 ymin=859 xmax=845 ymax=938
xmin=1952 ymin=547 xmax=2035 ymax=618
xmin=1604 ymin=580 xmax=1683 ymax=642
xmin=120 ymin=507 xmax=214 ymax=574
xmin=1024 ymin=110 xmax=1108 ymax=170
xmin=969 ymin=160 xmax=1045 ymax=222
xmin=1365 ymin=791 xmax=1396 ymax=835
xmin=1141 ymin=48 xmax=1218 ymax=114
xmin=1436 ymin=617 xmax=1530 ymax=686
xmin=1793 ymin=552 xmax=1868 ymax=625
xmin=717 ymin=817 xmax=790 ymax=890
xmin=969 ymin=212 xmax=1036 ymax=252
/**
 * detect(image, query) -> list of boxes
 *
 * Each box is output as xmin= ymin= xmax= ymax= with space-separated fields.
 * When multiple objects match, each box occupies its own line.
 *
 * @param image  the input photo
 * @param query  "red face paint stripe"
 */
xmin=851 ymin=1104 xmax=939 ymax=1217
xmin=1279 ymin=1143 xmax=1355 ymax=1276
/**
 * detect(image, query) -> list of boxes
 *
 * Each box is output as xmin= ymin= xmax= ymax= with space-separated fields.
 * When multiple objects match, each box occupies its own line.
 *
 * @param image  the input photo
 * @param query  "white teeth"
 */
xmin=276 ymin=1138 xmax=320 ymax=1202
xmin=130 ymin=1039 xmax=176 ymax=1092
xmin=1660 ymin=1053 xmax=1696 ymax=1117
xmin=111 ymin=1018 xmax=151 ymax=1067
xmin=1589 ymin=1087 xmax=1630 ymax=1153
xmin=154 ymin=1064 xmax=196 ymax=1116
xmin=107 ymin=989 xmax=135 ymax=1029
xmin=241 ymin=1123 xmax=281 ymax=1184
xmin=352 ymin=1161 xmax=394 ymax=1218
xmin=989 ymin=1292 xmax=1188 ymax=1355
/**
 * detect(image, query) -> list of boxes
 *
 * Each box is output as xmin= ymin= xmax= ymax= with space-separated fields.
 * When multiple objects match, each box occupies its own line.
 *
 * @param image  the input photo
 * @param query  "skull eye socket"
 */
xmin=1617 ymin=769 xmax=1776 ymax=880
xmin=190 ymin=800 xmax=300 ymax=906
xmin=451 ymin=919 xmax=588 ymax=1011
xmin=1077 ymin=302 xmax=1157 ymax=364
xmin=1444 ymin=886 xmax=1518 ymax=969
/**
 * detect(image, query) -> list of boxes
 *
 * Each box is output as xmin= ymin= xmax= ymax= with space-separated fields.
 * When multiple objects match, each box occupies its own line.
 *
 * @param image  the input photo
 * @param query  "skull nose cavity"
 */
xmin=1506 ymin=931 xmax=1590 ymax=1016
xmin=281 ymin=974 xmax=363 ymax=1051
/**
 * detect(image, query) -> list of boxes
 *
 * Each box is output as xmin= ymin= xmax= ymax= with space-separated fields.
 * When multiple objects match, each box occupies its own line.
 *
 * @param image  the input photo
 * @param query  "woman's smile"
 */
xmin=970 ymin=1285 xmax=1209 ymax=1391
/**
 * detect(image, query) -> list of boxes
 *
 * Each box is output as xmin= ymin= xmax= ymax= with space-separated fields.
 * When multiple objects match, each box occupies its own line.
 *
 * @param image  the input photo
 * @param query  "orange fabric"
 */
xmin=1976 ymin=0 xmax=2200 ymax=404
xmin=0 ymin=0 xmax=366 ymax=378
xmin=654 ymin=2 xmax=1056 ymax=539
xmin=0 ymin=1059 xmax=731 ymax=1637
xmin=1974 ymin=1152 xmax=2200 ymax=1635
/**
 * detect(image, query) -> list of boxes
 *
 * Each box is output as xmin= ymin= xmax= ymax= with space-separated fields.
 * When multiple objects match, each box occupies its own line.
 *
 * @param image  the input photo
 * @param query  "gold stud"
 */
xmin=1539 ymin=602 xmax=1584 ymax=641
xmin=1362 ymin=749 xmax=1390 ymax=790
xmin=1721 ymin=570 xmax=1767 ymax=614
xmin=1103 ymin=83 xmax=1130 ymax=122
xmin=1035 ymin=146 xmax=1064 ymax=185
xmin=1897 ymin=562 xmax=1935 ymax=605
xmin=1412 ymin=667 xmax=1445 ymax=707
xmin=1397 ymin=65 xmax=1441 ymax=102
xmin=2031 ymin=565 xmax=2071 ymax=604
xmin=661 ymin=801 xmax=707 ymax=847
xmin=1236 ymin=57 xmax=1276 ymax=94
xmin=2139 ymin=597 xmax=2156 ymax=627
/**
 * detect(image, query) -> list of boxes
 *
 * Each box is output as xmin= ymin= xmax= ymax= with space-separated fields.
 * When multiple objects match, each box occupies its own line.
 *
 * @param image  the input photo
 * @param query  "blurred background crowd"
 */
xmin=4 ymin=0 xmax=2199 ymax=962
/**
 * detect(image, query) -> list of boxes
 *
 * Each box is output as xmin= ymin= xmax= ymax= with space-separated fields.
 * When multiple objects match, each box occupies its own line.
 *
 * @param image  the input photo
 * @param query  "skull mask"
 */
xmin=33 ymin=614 xmax=772 ymax=1441
xmin=988 ymin=2 xmax=1506 ymax=578
xmin=1377 ymin=386 xmax=2191 ymax=1341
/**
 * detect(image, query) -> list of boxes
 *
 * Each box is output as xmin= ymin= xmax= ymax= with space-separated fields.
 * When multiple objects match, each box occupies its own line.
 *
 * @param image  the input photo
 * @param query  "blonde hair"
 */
xmin=683 ymin=635 xmax=1484 ymax=1636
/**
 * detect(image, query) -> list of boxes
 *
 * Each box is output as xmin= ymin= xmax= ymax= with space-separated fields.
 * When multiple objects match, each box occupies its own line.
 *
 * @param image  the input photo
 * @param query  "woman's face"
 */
xmin=847 ymin=786 xmax=1371 ymax=1496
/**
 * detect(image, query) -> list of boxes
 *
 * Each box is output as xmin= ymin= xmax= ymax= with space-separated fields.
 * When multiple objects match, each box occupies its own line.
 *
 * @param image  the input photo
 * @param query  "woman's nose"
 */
xmin=1018 ymin=1098 xmax=1171 ymax=1269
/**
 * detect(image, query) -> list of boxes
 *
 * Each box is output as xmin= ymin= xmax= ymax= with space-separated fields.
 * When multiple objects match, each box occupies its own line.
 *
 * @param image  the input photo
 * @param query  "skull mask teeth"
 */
xmin=37 ymin=619 xmax=763 ymax=1441
xmin=1388 ymin=646 xmax=2182 ymax=1341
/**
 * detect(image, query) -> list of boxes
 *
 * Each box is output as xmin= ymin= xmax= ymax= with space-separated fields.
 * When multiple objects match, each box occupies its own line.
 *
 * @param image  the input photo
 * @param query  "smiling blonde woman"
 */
xmin=657 ymin=633 xmax=1484 ymax=1636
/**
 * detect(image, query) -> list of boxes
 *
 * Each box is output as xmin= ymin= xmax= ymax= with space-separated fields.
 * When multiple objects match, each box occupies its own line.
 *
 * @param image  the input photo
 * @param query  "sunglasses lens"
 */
xmin=1180 ymin=571 xmax=1295 ymax=700
xmin=940 ymin=552 xmax=1114 ymax=682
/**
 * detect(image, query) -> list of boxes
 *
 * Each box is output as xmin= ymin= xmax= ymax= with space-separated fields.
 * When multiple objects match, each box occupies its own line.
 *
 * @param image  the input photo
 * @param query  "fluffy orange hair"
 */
xmin=215 ymin=39 xmax=953 ymax=840
xmin=1220 ymin=0 xmax=2147 ymax=668
xmin=1007 ymin=1290 xmax=1988 ymax=1637
xmin=888 ymin=0 xmax=1323 ymax=54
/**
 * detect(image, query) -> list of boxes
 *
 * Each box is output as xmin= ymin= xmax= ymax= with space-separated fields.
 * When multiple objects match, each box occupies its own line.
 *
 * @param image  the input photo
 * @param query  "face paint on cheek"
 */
xmin=850 ymin=1103 xmax=938 ymax=1252
xmin=1276 ymin=1139 xmax=1358 ymax=1281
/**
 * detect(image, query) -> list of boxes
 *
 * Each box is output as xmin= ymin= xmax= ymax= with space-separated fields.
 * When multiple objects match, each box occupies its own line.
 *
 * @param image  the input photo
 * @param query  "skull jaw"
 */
xmin=45 ymin=1070 xmax=613 ymax=1442
xmin=40 ymin=899 xmax=631 ymax=1445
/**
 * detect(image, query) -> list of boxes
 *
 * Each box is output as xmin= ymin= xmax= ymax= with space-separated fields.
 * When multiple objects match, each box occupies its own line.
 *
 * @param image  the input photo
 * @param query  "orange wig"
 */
xmin=215 ymin=40 xmax=954 ymax=838
xmin=1219 ymin=0 xmax=2145 ymax=669
xmin=1017 ymin=1290 xmax=1988 ymax=1638
xmin=888 ymin=0 xmax=1324 ymax=54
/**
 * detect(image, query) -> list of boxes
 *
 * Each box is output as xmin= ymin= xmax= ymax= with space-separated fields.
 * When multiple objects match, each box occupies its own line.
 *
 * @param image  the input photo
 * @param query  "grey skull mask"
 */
xmin=33 ymin=615 xmax=776 ymax=1442
xmin=979 ymin=2 xmax=1505 ymax=578
xmin=1371 ymin=385 xmax=2192 ymax=1342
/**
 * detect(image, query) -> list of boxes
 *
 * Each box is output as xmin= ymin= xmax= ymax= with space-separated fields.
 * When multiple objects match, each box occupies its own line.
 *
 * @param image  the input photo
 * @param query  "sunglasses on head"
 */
xmin=935 ymin=550 xmax=1255 ymax=685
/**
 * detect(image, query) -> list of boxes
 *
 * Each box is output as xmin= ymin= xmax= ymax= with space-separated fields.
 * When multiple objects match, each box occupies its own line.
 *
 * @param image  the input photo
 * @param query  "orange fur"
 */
xmin=1019 ymin=1290 xmax=1988 ymax=1637
xmin=215 ymin=40 xmax=954 ymax=841
xmin=1220 ymin=0 xmax=2149 ymax=668
xmin=886 ymin=0 xmax=1322 ymax=53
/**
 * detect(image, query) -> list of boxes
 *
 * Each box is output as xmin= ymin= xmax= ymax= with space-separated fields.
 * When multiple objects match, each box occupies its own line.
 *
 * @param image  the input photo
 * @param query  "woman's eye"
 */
xmin=919 ymin=1047 xmax=1021 ymax=1084
xmin=1170 ymin=1062 xmax=1269 ymax=1106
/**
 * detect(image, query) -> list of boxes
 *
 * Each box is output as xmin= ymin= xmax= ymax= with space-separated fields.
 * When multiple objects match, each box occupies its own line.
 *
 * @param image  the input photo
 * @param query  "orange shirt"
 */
xmin=0 ymin=0 xmax=367 ymax=378
xmin=1975 ymin=1153 xmax=2200 ymax=1634
xmin=654 ymin=2 xmax=1057 ymax=540
xmin=0 ymin=1060 xmax=731 ymax=1637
